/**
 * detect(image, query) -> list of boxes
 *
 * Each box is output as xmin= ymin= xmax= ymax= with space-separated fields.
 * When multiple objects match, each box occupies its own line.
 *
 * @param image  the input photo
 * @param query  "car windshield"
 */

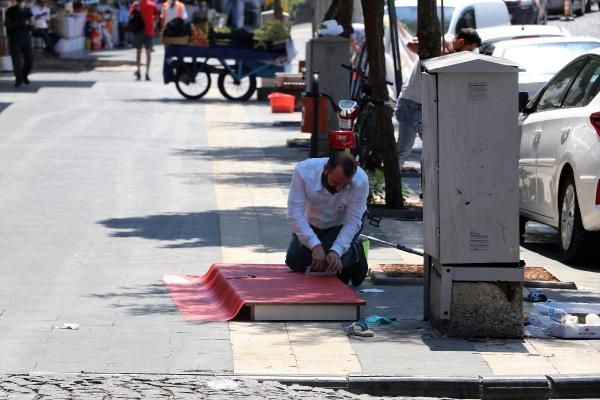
xmin=393 ymin=6 xmax=455 ymax=35
xmin=502 ymin=42 xmax=600 ymax=74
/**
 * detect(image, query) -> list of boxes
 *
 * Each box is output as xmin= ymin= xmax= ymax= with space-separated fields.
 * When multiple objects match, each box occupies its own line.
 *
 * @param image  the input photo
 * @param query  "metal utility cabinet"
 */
xmin=420 ymin=52 xmax=524 ymax=337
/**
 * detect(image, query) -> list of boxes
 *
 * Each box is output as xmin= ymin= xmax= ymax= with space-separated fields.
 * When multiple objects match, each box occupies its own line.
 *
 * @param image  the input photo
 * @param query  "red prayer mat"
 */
xmin=164 ymin=263 xmax=365 ymax=321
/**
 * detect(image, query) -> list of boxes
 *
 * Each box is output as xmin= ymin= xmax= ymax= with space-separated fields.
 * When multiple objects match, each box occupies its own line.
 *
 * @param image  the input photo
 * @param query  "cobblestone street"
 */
xmin=0 ymin=374 xmax=443 ymax=399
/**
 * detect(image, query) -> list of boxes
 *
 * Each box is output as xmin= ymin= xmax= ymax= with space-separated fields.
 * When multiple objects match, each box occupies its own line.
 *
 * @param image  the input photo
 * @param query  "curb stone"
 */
xmin=547 ymin=374 xmax=600 ymax=399
xmin=367 ymin=206 xmax=423 ymax=221
xmin=481 ymin=376 xmax=549 ymax=400
xmin=372 ymin=272 xmax=578 ymax=290
xmin=347 ymin=375 xmax=480 ymax=398
xmin=371 ymin=272 xmax=423 ymax=286
xmin=524 ymin=280 xmax=578 ymax=290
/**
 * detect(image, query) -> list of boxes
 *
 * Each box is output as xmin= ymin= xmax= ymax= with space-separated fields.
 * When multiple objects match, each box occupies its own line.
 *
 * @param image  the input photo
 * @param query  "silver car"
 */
xmin=519 ymin=48 xmax=600 ymax=262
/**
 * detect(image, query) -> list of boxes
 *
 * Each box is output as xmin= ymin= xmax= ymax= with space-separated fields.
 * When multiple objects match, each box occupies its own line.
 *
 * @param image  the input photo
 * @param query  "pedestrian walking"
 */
xmin=395 ymin=28 xmax=482 ymax=172
xmin=31 ymin=0 xmax=59 ymax=56
xmin=129 ymin=0 xmax=158 ymax=81
xmin=5 ymin=0 xmax=33 ymax=87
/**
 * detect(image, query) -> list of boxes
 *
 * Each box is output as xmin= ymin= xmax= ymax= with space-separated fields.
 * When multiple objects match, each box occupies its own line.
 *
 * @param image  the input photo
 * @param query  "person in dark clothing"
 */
xmin=5 ymin=0 xmax=34 ymax=87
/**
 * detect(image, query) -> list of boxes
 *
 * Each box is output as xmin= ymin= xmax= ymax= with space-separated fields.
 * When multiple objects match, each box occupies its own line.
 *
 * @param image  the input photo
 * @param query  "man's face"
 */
xmin=323 ymin=165 xmax=353 ymax=193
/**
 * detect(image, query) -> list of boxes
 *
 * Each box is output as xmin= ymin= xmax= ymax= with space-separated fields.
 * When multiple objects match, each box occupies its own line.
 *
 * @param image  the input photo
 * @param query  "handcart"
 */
xmin=163 ymin=44 xmax=286 ymax=101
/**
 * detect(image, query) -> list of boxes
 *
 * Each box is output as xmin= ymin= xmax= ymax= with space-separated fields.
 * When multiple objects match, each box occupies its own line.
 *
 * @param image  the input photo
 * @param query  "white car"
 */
xmin=391 ymin=0 xmax=510 ymax=36
xmin=519 ymin=49 xmax=600 ymax=262
xmin=481 ymin=36 xmax=600 ymax=98
xmin=477 ymin=24 xmax=571 ymax=53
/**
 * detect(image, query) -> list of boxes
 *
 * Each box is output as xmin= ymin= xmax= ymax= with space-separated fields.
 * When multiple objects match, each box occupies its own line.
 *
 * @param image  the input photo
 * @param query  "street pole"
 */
xmin=310 ymin=72 xmax=320 ymax=158
xmin=386 ymin=0 xmax=402 ymax=96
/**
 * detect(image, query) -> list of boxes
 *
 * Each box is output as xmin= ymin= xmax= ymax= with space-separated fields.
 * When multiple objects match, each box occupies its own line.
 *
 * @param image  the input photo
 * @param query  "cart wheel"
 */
xmin=175 ymin=65 xmax=211 ymax=100
xmin=217 ymin=69 xmax=256 ymax=101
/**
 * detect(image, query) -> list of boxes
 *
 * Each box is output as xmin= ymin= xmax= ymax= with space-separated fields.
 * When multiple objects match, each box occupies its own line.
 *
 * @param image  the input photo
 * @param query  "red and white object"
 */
xmin=328 ymin=100 xmax=359 ymax=153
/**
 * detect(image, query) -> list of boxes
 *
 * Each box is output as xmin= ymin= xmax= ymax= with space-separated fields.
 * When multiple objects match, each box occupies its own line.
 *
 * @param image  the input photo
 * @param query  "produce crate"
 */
xmin=162 ymin=35 xmax=190 ymax=45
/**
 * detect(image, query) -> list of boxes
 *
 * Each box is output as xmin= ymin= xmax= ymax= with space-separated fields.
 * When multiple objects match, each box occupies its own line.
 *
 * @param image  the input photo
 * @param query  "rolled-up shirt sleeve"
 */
xmin=287 ymin=166 xmax=321 ymax=250
xmin=329 ymin=175 xmax=369 ymax=257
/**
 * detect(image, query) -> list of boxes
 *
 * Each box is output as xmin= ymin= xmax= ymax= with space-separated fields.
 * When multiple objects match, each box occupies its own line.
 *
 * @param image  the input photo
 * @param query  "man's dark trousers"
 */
xmin=285 ymin=225 xmax=360 ymax=273
xmin=32 ymin=28 xmax=59 ymax=54
xmin=10 ymin=41 xmax=33 ymax=85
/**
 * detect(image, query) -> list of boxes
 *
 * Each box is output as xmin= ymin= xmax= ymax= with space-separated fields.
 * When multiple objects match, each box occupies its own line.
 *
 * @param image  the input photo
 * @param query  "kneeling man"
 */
xmin=286 ymin=152 xmax=369 ymax=286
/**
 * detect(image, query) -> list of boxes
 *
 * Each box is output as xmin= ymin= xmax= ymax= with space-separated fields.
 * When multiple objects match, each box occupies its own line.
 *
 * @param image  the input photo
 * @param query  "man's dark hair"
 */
xmin=456 ymin=28 xmax=482 ymax=47
xmin=327 ymin=152 xmax=358 ymax=177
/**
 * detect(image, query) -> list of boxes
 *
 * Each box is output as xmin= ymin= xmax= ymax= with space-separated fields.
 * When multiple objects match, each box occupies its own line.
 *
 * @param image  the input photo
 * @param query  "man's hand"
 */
xmin=407 ymin=37 xmax=419 ymax=54
xmin=310 ymin=244 xmax=326 ymax=272
xmin=325 ymin=251 xmax=342 ymax=274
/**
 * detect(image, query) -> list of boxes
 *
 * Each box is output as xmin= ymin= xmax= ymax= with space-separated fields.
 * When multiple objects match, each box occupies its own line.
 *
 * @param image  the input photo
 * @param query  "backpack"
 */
xmin=127 ymin=3 xmax=145 ymax=33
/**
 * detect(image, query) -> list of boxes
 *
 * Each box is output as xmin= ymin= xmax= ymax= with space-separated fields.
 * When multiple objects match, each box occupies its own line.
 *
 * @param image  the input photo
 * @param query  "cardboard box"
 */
xmin=54 ymin=36 xmax=85 ymax=54
xmin=52 ymin=13 xmax=87 ymax=39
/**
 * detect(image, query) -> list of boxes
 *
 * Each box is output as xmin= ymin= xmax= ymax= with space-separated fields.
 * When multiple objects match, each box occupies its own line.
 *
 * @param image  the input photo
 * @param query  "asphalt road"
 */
xmin=548 ymin=3 xmax=600 ymax=36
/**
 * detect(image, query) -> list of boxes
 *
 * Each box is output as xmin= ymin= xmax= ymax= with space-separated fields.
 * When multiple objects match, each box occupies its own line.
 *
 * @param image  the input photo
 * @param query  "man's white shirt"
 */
xmin=31 ymin=5 xmax=50 ymax=29
xmin=399 ymin=58 xmax=422 ymax=104
xmin=287 ymin=157 xmax=369 ymax=257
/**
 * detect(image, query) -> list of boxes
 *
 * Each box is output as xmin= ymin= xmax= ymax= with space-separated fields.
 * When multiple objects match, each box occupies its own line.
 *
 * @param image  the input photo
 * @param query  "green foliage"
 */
xmin=367 ymin=169 xmax=385 ymax=204
xmin=289 ymin=0 xmax=305 ymax=19
xmin=367 ymin=168 xmax=412 ymax=205
xmin=253 ymin=20 xmax=289 ymax=49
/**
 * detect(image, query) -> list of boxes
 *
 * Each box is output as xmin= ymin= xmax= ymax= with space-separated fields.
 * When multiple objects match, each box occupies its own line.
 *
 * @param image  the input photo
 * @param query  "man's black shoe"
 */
xmin=23 ymin=76 xmax=30 ymax=85
xmin=350 ymin=240 xmax=368 ymax=287
xmin=14 ymin=81 xmax=22 ymax=88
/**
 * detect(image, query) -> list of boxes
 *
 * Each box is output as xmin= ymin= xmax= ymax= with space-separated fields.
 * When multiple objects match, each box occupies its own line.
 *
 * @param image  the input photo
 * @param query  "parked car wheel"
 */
xmin=558 ymin=175 xmax=587 ymax=262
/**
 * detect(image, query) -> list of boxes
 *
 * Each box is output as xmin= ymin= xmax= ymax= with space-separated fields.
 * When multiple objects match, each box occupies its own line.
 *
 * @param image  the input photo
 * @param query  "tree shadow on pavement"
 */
xmin=0 ymin=79 xmax=96 ymax=93
xmin=89 ymin=282 xmax=180 ymax=316
xmin=123 ymin=97 xmax=237 ymax=105
xmin=0 ymin=102 xmax=11 ymax=114
xmin=173 ymin=145 xmax=305 ymax=166
xmin=215 ymin=121 xmax=301 ymax=132
xmin=170 ymin=171 xmax=293 ymax=188
xmin=97 ymin=206 xmax=287 ymax=251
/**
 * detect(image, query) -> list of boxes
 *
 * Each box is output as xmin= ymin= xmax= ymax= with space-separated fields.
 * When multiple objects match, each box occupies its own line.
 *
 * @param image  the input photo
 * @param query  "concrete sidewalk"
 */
xmin=200 ymin=98 xmax=600 ymax=397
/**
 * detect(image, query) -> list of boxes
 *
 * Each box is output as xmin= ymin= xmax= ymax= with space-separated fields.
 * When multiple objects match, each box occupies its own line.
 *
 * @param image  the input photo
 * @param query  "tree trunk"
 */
xmin=324 ymin=0 xmax=340 ymax=20
xmin=361 ymin=0 xmax=404 ymax=208
xmin=336 ymin=0 xmax=354 ymax=38
xmin=417 ymin=0 xmax=441 ymax=60
xmin=274 ymin=0 xmax=283 ymax=20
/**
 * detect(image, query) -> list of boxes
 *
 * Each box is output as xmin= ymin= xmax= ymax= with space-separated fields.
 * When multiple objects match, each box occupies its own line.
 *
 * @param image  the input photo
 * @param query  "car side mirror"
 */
xmin=518 ymin=91 xmax=529 ymax=113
